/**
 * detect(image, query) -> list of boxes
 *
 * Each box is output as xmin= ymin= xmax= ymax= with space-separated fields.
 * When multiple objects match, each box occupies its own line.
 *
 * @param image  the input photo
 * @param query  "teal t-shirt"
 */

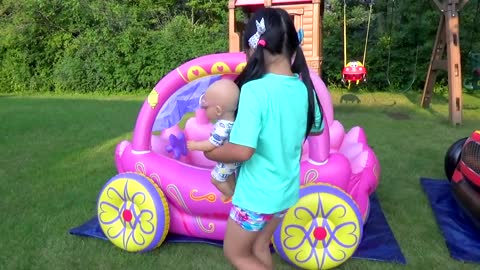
xmin=229 ymin=73 xmax=323 ymax=214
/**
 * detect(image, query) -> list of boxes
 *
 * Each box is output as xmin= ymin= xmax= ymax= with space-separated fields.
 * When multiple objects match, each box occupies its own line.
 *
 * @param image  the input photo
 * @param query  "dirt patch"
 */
xmin=385 ymin=111 xmax=411 ymax=120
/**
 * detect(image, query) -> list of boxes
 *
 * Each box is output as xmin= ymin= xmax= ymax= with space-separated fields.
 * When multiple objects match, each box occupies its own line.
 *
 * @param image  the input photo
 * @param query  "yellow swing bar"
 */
xmin=343 ymin=1 xmax=374 ymax=67
xmin=343 ymin=0 xmax=348 ymax=67
xmin=363 ymin=2 xmax=373 ymax=66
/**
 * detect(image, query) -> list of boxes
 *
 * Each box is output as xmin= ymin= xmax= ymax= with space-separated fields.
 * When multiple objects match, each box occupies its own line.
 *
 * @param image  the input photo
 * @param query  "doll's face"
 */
xmin=199 ymin=80 xmax=239 ymax=121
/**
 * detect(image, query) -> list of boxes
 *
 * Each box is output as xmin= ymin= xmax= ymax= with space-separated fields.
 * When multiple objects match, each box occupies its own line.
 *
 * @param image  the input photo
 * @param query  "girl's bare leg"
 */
xmin=223 ymin=218 xmax=269 ymax=270
xmin=252 ymin=217 xmax=282 ymax=269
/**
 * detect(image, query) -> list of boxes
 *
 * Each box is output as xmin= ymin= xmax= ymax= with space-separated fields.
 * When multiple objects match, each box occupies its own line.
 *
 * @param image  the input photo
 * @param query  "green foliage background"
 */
xmin=1 ymin=0 xmax=479 ymax=93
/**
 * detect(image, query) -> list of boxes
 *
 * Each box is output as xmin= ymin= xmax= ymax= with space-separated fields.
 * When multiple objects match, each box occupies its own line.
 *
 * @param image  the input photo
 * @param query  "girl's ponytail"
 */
xmin=234 ymin=45 xmax=266 ymax=90
xmin=291 ymin=46 xmax=324 ymax=137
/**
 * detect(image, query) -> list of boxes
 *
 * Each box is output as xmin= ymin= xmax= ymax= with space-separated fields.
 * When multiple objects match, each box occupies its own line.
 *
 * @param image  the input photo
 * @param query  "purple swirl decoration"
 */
xmin=98 ymin=179 xmax=156 ymax=249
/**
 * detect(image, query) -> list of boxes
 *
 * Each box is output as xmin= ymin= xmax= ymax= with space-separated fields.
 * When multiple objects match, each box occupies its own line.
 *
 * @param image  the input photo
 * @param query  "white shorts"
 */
xmin=211 ymin=162 xmax=241 ymax=182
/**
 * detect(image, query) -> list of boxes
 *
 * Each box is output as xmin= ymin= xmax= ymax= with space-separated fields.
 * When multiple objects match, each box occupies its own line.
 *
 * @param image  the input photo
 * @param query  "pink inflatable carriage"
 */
xmin=96 ymin=52 xmax=380 ymax=269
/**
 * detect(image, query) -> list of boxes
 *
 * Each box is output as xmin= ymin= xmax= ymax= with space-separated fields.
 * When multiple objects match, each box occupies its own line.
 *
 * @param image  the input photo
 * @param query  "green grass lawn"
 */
xmin=1 ymin=90 xmax=480 ymax=270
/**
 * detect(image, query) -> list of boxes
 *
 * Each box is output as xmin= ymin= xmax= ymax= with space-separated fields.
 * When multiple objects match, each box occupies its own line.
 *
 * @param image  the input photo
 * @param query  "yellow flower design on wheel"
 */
xmin=97 ymin=173 xmax=170 ymax=252
xmin=273 ymin=183 xmax=363 ymax=270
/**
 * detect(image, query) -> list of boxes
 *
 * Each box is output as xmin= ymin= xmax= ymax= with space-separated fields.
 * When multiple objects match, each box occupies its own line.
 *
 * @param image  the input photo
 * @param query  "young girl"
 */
xmin=204 ymin=7 xmax=324 ymax=270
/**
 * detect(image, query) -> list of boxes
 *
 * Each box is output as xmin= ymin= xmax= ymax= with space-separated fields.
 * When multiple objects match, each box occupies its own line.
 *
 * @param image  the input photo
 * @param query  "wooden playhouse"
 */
xmin=228 ymin=0 xmax=325 ymax=75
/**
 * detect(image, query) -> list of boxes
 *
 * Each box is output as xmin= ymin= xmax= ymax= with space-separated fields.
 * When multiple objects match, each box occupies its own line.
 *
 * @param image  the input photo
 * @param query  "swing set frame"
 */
xmin=421 ymin=0 xmax=470 ymax=126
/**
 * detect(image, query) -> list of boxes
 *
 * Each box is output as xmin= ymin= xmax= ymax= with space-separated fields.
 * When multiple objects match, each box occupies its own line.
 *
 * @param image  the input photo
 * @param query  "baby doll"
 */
xmin=187 ymin=79 xmax=240 ymax=201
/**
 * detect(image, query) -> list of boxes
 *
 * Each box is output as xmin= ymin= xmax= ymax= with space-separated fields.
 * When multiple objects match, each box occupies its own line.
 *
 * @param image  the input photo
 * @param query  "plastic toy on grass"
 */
xmin=445 ymin=130 xmax=480 ymax=228
xmin=96 ymin=52 xmax=380 ymax=269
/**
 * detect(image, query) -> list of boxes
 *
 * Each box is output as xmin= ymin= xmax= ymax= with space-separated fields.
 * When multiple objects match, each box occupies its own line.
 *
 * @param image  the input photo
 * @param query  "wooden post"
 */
xmin=312 ymin=0 xmax=323 ymax=75
xmin=445 ymin=0 xmax=464 ymax=125
xmin=421 ymin=0 xmax=469 ymax=125
xmin=228 ymin=0 xmax=240 ymax=52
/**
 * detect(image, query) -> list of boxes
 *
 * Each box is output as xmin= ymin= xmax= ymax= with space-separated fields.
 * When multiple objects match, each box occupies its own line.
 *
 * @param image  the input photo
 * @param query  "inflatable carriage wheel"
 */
xmin=97 ymin=173 xmax=170 ymax=252
xmin=273 ymin=183 xmax=363 ymax=270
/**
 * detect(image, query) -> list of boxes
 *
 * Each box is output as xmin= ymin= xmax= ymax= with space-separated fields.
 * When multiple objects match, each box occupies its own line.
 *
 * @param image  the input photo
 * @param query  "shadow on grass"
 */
xmin=402 ymin=91 xmax=449 ymax=106
xmin=334 ymin=101 xmax=479 ymax=129
xmin=396 ymin=91 xmax=480 ymax=119
xmin=404 ymin=88 xmax=480 ymax=104
xmin=335 ymin=101 xmax=415 ymax=114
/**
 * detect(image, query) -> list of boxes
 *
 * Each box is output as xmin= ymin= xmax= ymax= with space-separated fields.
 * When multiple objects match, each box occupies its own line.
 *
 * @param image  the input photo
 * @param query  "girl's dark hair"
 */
xmin=235 ymin=8 xmax=324 ymax=137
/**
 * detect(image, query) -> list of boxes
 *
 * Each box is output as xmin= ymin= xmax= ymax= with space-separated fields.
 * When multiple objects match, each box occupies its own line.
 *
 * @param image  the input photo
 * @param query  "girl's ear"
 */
xmin=215 ymin=105 xmax=223 ymax=116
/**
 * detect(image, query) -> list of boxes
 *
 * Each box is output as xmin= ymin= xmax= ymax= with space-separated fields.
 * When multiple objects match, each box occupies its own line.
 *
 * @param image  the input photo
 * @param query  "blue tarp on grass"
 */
xmin=421 ymin=177 xmax=480 ymax=263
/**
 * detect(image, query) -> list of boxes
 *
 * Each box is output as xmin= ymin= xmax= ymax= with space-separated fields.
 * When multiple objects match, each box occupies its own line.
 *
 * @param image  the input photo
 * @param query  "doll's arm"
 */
xmin=204 ymin=142 xmax=254 ymax=163
xmin=187 ymin=140 xmax=217 ymax=152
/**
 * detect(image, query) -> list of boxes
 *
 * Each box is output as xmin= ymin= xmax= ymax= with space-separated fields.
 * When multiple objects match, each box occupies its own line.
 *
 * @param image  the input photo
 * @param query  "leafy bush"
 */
xmin=1 ymin=0 xmax=479 ymax=93
xmin=0 ymin=0 xmax=227 ymax=93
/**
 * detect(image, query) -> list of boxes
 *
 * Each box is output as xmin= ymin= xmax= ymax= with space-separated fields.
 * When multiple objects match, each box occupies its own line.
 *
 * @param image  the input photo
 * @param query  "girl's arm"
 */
xmin=204 ymin=142 xmax=254 ymax=163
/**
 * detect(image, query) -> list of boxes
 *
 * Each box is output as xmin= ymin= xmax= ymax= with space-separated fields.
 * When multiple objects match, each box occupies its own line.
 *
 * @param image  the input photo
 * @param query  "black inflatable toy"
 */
xmin=444 ymin=137 xmax=468 ymax=181
xmin=445 ymin=130 xmax=480 ymax=226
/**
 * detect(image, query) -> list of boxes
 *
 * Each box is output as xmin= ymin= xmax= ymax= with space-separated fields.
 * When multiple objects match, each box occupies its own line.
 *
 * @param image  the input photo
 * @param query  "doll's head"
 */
xmin=200 ymin=79 xmax=239 ymax=121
